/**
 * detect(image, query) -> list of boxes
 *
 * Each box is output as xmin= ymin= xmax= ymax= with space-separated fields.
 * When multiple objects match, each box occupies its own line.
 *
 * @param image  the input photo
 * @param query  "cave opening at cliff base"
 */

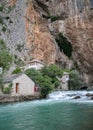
xmin=56 ymin=33 xmax=73 ymax=58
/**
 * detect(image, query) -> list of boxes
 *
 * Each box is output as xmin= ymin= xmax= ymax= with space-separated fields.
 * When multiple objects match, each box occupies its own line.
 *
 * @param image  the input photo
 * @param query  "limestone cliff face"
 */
xmin=1 ymin=0 xmax=93 ymax=82
xmin=63 ymin=0 xmax=93 ymax=83
xmin=39 ymin=0 xmax=93 ymax=83
xmin=0 ymin=0 xmax=59 ymax=64
xmin=25 ymin=1 xmax=57 ymax=64
xmin=0 ymin=0 xmax=29 ymax=61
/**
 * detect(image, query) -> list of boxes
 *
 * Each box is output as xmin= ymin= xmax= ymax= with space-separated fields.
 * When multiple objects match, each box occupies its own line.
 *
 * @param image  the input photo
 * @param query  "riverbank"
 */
xmin=1 ymin=90 xmax=93 ymax=104
xmin=0 ymin=94 xmax=40 ymax=104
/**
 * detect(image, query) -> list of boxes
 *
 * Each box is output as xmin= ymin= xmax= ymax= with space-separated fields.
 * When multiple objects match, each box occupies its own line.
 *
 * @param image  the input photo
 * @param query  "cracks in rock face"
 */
xmin=35 ymin=0 xmax=49 ymax=14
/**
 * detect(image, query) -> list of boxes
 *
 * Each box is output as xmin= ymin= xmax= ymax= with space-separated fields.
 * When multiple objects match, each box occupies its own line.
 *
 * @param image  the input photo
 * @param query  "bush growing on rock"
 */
xmin=3 ymin=83 xmax=12 ymax=94
xmin=0 ymin=39 xmax=12 ymax=70
xmin=12 ymin=67 xmax=22 ymax=74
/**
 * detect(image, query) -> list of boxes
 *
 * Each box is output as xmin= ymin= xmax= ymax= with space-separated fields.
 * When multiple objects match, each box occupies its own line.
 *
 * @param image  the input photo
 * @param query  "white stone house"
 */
xmin=0 ymin=67 xmax=3 ymax=74
xmin=57 ymin=72 xmax=69 ymax=90
xmin=22 ymin=59 xmax=45 ymax=71
xmin=3 ymin=74 xmax=36 ymax=96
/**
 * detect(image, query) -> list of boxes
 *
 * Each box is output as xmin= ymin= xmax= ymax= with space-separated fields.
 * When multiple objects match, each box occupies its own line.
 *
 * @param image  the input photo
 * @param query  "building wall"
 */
xmin=0 ymin=89 xmax=3 ymax=95
xmin=60 ymin=73 xmax=69 ymax=90
xmin=0 ymin=67 xmax=3 ymax=74
xmin=4 ymin=74 xmax=35 ymax=96
xmin=25 ymin=62 xmax=44 ymax=70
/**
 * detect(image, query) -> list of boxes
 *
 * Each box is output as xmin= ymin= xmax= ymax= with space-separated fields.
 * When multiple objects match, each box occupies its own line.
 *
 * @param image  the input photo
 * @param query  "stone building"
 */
xmin=57 ymin=72 xmax=69 ymax=90
xmin=0 ymin=67 xmax=3 ymax=75
xmin=22 ymin=59 xmax=45 ymax=71
xmin=3 ymin=74 xmax=35 ymax=96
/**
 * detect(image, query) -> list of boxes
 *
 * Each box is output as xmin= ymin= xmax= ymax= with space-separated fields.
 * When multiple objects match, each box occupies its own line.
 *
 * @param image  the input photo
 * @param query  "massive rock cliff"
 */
xmin=0 ymin=0 xmax=93 ymax=83
xmin=33 ymin=0 xmax=93 ymax=83
xmin=0 ymin=0 xmax=59 ymax=64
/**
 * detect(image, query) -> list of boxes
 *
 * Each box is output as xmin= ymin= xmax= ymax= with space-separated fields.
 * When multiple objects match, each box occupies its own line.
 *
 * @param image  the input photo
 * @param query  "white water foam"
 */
xmin=48 ymin=90 xmax=93 ymax=102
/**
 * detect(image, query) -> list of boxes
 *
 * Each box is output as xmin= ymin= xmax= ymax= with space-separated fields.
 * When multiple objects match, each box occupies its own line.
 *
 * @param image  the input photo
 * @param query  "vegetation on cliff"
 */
xmin=0 ymin=39 xmax=12 ymax=70
xmin=56 ymin=33 xmax=72 ymax=58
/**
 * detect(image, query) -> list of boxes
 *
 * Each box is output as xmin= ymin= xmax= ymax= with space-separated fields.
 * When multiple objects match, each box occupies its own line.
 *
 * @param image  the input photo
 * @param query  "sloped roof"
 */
xmin=3 ymin=73 xmax=23 ymax=83
xmin=27 ymin=59 xmax=45 ymax=65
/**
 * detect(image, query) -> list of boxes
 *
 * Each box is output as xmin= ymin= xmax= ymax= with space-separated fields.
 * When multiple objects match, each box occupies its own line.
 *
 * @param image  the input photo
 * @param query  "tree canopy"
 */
xmin=25 ymin=64 xmax=63 ymax=98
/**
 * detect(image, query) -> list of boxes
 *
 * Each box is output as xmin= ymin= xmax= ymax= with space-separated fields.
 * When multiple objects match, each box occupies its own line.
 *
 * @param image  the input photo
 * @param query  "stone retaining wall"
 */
xmin=0 ymin=94 xmax=40 ymax=104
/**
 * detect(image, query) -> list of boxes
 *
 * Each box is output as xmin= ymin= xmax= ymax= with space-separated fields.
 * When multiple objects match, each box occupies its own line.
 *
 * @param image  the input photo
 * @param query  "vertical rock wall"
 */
xmin=41 ymin=0 xmax=93 ymax=83
xmin=0 ymin=0 xmax=59 ymax=64
xmin=25 ymin=0 xmax=57 ymax=64
xmin=1 ymin=0 xmax=93 ymax=82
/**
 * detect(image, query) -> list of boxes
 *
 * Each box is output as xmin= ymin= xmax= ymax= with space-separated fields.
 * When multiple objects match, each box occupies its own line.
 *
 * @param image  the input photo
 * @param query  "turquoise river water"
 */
xmin=0 ymin=91 xmax=93 ymax=130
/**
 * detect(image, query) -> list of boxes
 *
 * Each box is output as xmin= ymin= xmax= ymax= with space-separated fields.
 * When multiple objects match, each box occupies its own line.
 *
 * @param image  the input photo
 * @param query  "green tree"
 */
xmin=41 ymin=64 xmax=62 ymax=88
xmin=41 ymin=64 xmax=63 ymax=78
xmin=25 ymin=68 xmax=40 ymax=82
xmin=35 ymin=75 xmax=54 ymax=98
xmin=25 ymin=68 xmax=55 ymax=98
xmin=0 ymin=50 xmax=12 ymax=70
xmin=25 ymin=65 xmax=63 ymax=97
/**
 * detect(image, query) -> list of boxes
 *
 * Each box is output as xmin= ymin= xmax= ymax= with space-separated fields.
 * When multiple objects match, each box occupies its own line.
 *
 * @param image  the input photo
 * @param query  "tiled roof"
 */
xmin=3 ymin=73 xmax=23 ymax=83
xmin=27 ymin=59 xmax=45 ymax=65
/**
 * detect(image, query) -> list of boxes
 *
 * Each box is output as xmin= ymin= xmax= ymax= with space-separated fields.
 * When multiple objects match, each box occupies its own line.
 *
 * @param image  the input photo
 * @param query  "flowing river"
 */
xmin=0 ymin=91 xmax=93 ymax=130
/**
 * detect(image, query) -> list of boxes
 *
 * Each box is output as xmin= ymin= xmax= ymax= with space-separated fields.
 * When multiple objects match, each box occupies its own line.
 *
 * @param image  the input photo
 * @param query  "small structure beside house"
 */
xmin=57 ymin=72 xmax=69 ymax=90
xmin=21 ymin=59 xmax=45 ymax=71
xmin=3 ymin=73 xmax=36 ymax=96
xmin=0 ymin=67 xmax=3 ymax=74
xmin=0 ymin=89 xmax=3 ymax=95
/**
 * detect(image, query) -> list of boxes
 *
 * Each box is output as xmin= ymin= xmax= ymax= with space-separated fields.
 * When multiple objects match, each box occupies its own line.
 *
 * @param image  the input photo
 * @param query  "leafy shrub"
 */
xmin=68 ymin=70 xmax=84 ymax=90
xmin=0 ymin=4 xmax=4 ymax=12
xmin=0 ymin=39 xmax=12 ymax=70
xmin=3 ymin=87 xmax=11 ymax=94
xmin=12 ymin=67 xmax=22 ymax=74
xmin=3 ymin=83 xmax=12 ymax=94
xmin=16 ymin=44 xmax=24 ymax=52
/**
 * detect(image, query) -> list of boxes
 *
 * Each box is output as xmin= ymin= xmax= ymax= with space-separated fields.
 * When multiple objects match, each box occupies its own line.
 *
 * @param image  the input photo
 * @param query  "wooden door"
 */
xmin=16 ymin=83 xmax=19 ymax=93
